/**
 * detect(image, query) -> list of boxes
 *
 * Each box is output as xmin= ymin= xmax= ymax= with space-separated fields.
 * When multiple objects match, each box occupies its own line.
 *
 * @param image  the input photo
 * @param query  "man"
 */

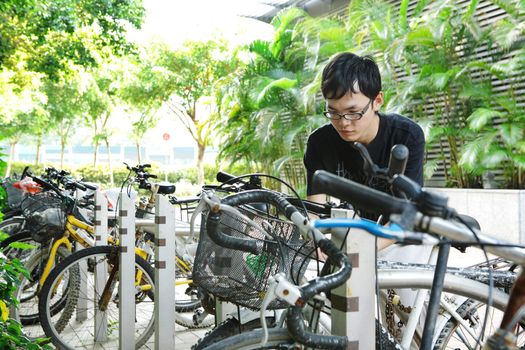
xmin=304 ymin=52 xmax=425 ymax=219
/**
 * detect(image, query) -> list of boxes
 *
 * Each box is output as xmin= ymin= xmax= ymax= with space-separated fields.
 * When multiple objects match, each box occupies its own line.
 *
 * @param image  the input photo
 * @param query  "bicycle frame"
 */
xmin=37 ymin=214 xmax=149 ymax=289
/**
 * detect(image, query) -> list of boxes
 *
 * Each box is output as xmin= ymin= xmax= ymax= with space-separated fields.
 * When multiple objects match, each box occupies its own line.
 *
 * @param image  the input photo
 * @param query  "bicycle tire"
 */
xmin=379 ymin=268 xmax=513 ymax=349
xmin=0 ymin=218 xmax=33 ymax=261
xmin=38 ymin=245 xmax=156 ymax=349
xmin=0 ymin=216 xmax=25 ymax=236
xmin=193 ymin=317 xmax=276 ymax=350
xmin=201 ymin=321 xmax=403 ymax=350
xmin=175 ymin=307 xmax=215 ymax=329
xmin=433 ymin=297 xmax=525 ymax=349
xmin=14 ymin=245 xmax=72 ymax=328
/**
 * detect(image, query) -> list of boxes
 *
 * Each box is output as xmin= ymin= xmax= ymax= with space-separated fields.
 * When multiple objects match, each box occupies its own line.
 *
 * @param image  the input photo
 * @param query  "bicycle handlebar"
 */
xmin=206 ymin=188 xmax=351 ymax=349
xmin=388 ymin=144 xmax=409 ymax=179
xmin=31 ymin=176 xmax=64 ymax=198
xmin=312 ymin=170 xmax=409 ymax=215
xmin=206 ymin=190 xmax=301 ymax=255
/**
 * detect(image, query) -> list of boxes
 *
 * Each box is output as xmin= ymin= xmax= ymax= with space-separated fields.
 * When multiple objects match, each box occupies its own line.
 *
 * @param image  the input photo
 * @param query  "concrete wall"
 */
xmin=428 ymin=188 xmax=525 ymax=244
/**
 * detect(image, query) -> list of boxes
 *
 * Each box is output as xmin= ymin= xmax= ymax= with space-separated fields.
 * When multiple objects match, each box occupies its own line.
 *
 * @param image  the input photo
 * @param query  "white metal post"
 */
xmin=330 ymin=208 xmax=376 ymax=349
xmin=118 ymin=193 xmax=136 ymax=349
xmin=154 ymin=194 xmax=176 ymax=349
xmin=76 ymin=188 xmax=87 ymax=322
xmin=94 ymin=191 xmax=108 ymax=342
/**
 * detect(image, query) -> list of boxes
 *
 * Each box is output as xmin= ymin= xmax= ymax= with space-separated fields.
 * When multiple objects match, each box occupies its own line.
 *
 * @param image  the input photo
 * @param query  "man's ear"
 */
xmin=373 ymin=92 xmax=384 ymax=111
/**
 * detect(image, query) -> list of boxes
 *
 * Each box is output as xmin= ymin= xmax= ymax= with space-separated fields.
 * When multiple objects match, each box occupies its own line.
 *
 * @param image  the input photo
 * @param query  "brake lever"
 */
xmin=352 ymin=142 xmax=382 ymax=177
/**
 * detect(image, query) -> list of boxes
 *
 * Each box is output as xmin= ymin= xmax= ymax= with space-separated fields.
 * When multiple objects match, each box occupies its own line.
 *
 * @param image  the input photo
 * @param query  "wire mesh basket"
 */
xmin=2 ymin=178 xmax=26 ymax=209
xmin=20 ymin=192 xmax=67 ymax=243
xmin=192 ymin=203 xmax=314 ymax=310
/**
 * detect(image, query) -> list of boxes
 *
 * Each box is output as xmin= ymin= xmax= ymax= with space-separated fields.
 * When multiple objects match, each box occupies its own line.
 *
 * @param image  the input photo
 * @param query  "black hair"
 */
xmin=321 ymin=52 xmax=381 ymax=100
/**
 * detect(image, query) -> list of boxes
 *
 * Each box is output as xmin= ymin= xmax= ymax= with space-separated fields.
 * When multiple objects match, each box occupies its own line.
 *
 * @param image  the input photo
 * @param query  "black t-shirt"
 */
xmin=304 ymin=112 xmax=425 ymax=218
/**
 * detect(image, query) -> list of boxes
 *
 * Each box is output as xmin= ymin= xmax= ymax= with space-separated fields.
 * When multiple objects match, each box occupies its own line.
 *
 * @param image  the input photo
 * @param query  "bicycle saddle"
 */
xmin=156 ymin=182 xmax=176 ymax=195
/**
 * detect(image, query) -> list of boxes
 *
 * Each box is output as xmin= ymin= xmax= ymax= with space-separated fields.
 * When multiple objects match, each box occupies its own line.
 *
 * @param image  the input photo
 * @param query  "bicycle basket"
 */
xmin=3 ymin=178 xmax=26 ymax=209
xmin=192 ymin=203 xmax=314 ymax=310
xmin=20 ymin=193 xmax=66 ymax=243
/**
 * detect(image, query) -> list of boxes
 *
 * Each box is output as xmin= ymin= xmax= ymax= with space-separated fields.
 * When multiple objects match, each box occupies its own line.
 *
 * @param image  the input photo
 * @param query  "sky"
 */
xmin=114 ymin=1 xmax=281 ymax=149
xmin=128 ymin=0 xmax=277 ymax=48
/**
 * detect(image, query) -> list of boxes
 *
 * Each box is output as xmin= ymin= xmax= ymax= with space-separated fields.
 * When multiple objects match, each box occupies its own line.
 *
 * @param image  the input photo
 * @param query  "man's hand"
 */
xmin=307 ymin=194 xmax=326 ymax=204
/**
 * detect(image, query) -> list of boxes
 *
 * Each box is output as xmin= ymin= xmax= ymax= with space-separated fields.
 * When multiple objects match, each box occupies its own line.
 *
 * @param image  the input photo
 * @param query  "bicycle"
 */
xmin=191 ymin=154 xmax=525 ymax=350
xmin=191 ymin=170 xmax=525 ymax=349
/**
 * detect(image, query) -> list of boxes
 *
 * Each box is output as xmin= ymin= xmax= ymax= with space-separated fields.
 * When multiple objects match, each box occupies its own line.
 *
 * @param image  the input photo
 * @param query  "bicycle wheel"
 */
xmin=378 ymin=268 xmax=512 ymax=349
xmin=433 ymin=298 xmax=525 ymax=349
xmin=13 ymin=245 xmax=73 ymax=329
xmin=38 ymin=245 xmax=155 ymax=349
xmin=0 ymin=216 xmax=25 ymax=236
xmin=193 ymin=317 xmax=276 ymax=350
xmin=175 ymin=255 xmax=201 ymax=313
xmin=0 ymin=218 xmax=35 ymax=261
xmin=201 ymin=321 xmax=402 ymax=350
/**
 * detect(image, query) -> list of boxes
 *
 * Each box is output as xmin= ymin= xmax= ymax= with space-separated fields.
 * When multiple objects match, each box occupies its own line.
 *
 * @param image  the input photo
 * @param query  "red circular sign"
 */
xmin=162 ymin=133 xmax=170 ymax=141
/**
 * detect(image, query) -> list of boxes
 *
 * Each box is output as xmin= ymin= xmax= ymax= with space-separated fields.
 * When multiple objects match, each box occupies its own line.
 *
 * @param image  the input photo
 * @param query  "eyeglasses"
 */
xmin=323 ymin=99 xmax=373 ymax=121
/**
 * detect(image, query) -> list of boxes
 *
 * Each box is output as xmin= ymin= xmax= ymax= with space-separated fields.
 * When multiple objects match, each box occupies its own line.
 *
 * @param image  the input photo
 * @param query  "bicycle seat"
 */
xmin=156 ymin=182 xmax=176 ymax=195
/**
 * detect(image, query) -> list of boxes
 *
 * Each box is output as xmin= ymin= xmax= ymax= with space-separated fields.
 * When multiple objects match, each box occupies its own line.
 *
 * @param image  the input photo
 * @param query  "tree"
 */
xmin=82 ymin=64 xmax=118 ymax=185
xmin=118 ymin=51 xmax=168 ymax=163
xmin=155 ymin=40 xmax=239 ymax=185
xmin=214 ymin=8 xmax=333 ymax=192
xmin=44 ymin=77 xmax=85 ymax=168
xmin=0 ymin=66 xmax=46 ymax=175
xmin=0 ymin=0 xmax=145 ymax=79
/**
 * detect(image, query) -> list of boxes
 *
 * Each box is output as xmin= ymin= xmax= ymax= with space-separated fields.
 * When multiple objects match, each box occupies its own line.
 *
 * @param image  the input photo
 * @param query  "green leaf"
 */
xmin=405 ymin=27 xmax=435 ymax=46
xmin=467 ymin=108 xmax=503 ymax=130
xmin=398 ymin=0 xmax=409 ymax=30
xmin=460 ymin=141 xmax=482 ymax=169
xmin=8 ymin=242 xmax=36 ymax=250
xmin=511 ymin=154 xmax=525 ymax=168
xmin=499 ymin=124 xmax=524 ymax=145
xmin=256 ymin=78 xmax=297 ymax=105
xmin=481 ymin=149 xmax=508 ymax=168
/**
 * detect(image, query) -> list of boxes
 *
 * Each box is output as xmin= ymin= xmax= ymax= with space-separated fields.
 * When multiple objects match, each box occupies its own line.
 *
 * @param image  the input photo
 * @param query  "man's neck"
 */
xmin=359 ymin=113 xmax=380 ymax=145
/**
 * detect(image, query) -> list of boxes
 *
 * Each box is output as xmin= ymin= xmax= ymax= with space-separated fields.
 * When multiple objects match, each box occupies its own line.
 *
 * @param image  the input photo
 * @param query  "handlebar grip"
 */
xmin=21 ymin=166 xmax=30 ymax=179
xmin=149 ymin=174 xmax=158 ymax=179
xmin=31 ymin=176 xmax=63 ymax=197
xmin=74 ymin=182 xmax=87 ymax=191
xmin=391 ymin=174 xmax=421 ymax=199
xmin=80 ymin=182 xmax=97 ymax=191
xmin=387 ymin=144 xmax=409 ymax=178
xmin=216 ymin=171 xmax=237 ymax=184
xmin=312 ymin=170 xmax=408 ymax=215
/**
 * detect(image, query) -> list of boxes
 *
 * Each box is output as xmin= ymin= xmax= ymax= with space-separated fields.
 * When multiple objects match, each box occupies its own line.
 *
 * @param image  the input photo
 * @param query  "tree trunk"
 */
xmin=35 ymin=133 xmax=41 ymax=166
xmin=197 ymin=142 xmax=205 ymax=185
xmin=136 ymin=142 xmax=141 ymax=164
xmin=105 ymin=139 xmax=114 ymax=186
xmin=5 ymin=140 xmax=17 ymax=177
xmin=93 ymin=142 xmax=99 ymax=167
xmin=60 ymin=139 xmax=66 ymax=169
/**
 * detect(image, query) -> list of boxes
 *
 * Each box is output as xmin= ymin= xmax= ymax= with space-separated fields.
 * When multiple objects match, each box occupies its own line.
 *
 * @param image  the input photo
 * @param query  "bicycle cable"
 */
xmin=215 ymin=173 xmax=309 ymax=217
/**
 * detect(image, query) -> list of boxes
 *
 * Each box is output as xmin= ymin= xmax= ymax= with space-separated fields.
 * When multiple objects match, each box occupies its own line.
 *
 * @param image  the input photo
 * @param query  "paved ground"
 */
xmin=143 ymin=323 xmax=209 ymax=350
xmin=23 ymin=248 xmax=495 ymax=349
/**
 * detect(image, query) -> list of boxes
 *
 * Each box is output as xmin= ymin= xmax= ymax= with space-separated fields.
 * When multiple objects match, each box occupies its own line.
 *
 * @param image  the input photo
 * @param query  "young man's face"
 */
xmin=325 ymin=91 xmax=383 ymax=144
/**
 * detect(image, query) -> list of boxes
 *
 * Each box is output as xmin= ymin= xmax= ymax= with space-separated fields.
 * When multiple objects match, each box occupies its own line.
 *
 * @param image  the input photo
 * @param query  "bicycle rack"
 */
xmin=330 ymin=208 xmax=376 ymax=349
xmin=94 ymin=191 xmax=109 ymax=342
xmin=93 ymin=191 xmax=178 ymax=349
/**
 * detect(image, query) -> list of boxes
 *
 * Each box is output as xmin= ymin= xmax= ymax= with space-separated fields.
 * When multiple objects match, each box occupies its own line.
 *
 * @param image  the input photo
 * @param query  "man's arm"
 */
xmin=308 ymin=194 xmax=394 ymax=250
xmin=307 ymin=194 xmax=326 ymax=204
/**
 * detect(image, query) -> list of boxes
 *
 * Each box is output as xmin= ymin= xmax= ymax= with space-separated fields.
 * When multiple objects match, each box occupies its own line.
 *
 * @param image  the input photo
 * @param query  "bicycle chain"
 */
xmin=385 ymin=289 xmax=413 ymax=340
